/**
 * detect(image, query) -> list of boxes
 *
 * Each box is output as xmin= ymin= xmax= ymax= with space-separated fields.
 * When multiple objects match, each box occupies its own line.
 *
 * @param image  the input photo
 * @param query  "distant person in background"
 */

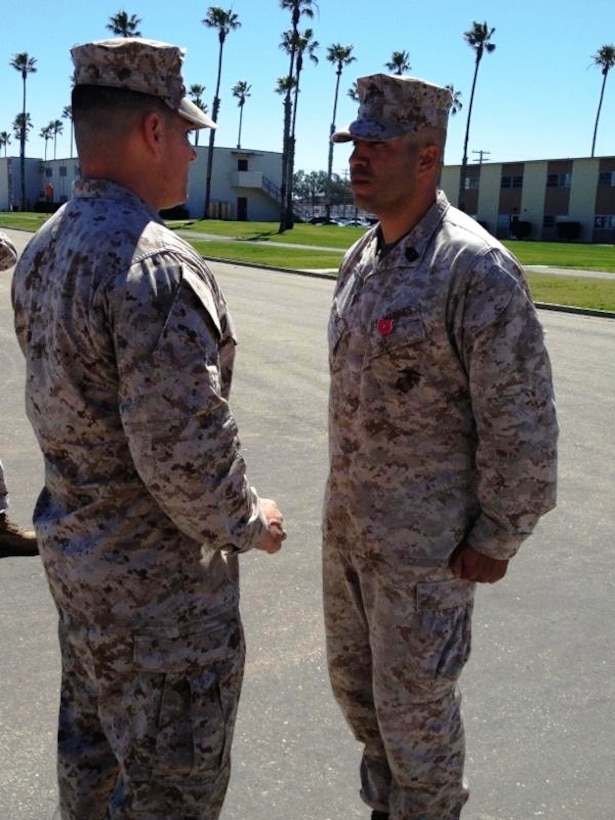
xmin=12 ymin=38 xmax=285 ymax=819
xmin=0 ymin=231 xmax=38 ymax=558
xmin=322 ymin=74 xmax=558 ymax=819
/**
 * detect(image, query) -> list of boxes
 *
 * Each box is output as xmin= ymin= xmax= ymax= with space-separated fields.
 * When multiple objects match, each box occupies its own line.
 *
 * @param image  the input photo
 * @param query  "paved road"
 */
xmin=1 ymin=229 xmax=614 ymax=819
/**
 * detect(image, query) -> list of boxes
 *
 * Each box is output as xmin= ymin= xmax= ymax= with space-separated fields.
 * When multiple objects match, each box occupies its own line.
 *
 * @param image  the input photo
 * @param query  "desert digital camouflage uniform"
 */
xmin=0 ymin=231 xmax=17 ymax=271
xmin=1 ymin=234 xmax=19 ymax=514
xmin=12 ymin=179 xmax=268 ymax=819
xmin=1 ymin=232 xmax=18 ymax=511
xmin=323 ymin=190 xmax=558 ymax=819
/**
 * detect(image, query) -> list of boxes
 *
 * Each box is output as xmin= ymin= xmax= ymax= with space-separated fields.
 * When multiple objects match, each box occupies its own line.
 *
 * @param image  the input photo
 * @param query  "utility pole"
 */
xmin=472 ymin=149 xmax=491 ymax=165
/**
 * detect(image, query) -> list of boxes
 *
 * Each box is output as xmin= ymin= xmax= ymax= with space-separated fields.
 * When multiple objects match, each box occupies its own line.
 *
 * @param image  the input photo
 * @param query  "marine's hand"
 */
xmin=450 ymin=542 xmax=508 ymax=583
xmin=255 ymin=498 xmax=286 ymax=554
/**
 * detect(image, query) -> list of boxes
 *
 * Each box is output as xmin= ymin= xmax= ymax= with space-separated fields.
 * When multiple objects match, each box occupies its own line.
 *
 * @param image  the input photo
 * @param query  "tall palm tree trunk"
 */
xmin=20 ymin=77 xmax=27 ymax=211
xmin=204 ymin=44 xmax=224 ymax=218
xmin=326 ymin=72 xmax=342 ymax=220
xmin=284 ymin=58 xmax=305 ymax=231
xmin=591 ymin=72 xmax=608 ymax=158
xmin=458 ymin=59 xmax=480 ymax=210
xmin=237 ymin=105 xmax=244 ymax=149
xmin=278 ymin=4 xmax=302 ymax=234
xmin=278 ymin=92 xmax=293 ymax=232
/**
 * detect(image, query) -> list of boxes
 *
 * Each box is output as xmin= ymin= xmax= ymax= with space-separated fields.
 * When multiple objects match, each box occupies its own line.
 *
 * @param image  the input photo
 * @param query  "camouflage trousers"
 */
xmin=323 ymin=543 xmax=475 ymax=819
xmin=56 ymin=606 xmax=245 ymax=819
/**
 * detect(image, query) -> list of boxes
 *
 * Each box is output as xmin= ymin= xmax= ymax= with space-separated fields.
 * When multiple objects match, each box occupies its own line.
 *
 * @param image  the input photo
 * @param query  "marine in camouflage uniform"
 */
xmin=0 ymin=230 xmax=39 ymax=556
xmin=12 ymin=39 xmax=284 ymax=820
xmin=323 ymin=75 xmax=558 ymax=819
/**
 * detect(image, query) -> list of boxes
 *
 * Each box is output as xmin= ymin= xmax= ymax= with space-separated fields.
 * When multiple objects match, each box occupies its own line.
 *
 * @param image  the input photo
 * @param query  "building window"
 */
xmin=598 ymin=171 xmax=615 ymax=186
xmin=543 ymin=215 xmax=555 ymax=228
xmin=237 ymin=158 xmax=248 ymax=171
xmin=464 ymin=177 xmax=479 ymax=190
xmin=547 ymin=173 xmax=571 ymax=188
xmin=59 ymin=166 xmax=67 ymax=177
xmin=501 ymin=174 xmax=523 ymax=189
xmin=594 ymin=214 xmax=615 ymax=229
xmin=45 ymin=167 xmax=53 ymax=178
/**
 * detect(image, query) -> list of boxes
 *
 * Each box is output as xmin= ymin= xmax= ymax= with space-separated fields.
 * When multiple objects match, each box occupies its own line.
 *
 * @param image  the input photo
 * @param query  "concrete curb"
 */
xmin=533 ymin=301 xmax=615 ymax=319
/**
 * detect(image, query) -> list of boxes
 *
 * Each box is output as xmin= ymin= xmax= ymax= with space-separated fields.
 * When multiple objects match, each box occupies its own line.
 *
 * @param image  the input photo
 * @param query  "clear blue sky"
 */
xmin=2 ymin=0 xmax=615 ymax=177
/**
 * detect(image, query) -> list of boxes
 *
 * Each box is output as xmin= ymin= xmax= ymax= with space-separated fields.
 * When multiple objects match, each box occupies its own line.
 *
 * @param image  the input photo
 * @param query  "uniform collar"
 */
xmin=373 ymin=189 xmax=450 ymax=268
xmin=72 ymin=178 xmax=161 ymax=222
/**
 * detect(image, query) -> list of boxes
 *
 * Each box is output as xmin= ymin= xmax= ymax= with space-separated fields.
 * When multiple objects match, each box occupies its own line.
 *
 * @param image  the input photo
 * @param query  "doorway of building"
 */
xmin=237 ymin=196 xmax=248 ymax=221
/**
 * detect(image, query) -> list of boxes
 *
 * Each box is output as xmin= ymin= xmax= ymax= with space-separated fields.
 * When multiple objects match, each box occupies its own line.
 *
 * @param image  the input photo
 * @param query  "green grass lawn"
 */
xmin=174 ymin=218 xmax=367 ymax=250
xmin=504 ymin=240 xmax=615 ymax=273
xmin=525 ymin=273 xmax=615 ymax=311
xmin=191 ymin=238 xmax=343 ymax=270
xmin=3 ymin=212 xmax=615 ymax=310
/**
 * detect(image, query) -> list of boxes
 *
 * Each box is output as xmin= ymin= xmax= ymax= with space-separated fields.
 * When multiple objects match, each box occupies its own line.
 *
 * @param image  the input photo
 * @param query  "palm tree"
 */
xmin=280 ymin=27 xmax=319 ymax=228
xmin=106 ymin=11 xmax=142 ymax=37
xmin=232 ymin=80 xmax=252 ymax=149
xmin=459 ymin=21 xmax=496 ymax=209
xmin=49 ymin=119 xmax=64 ymax=160
xmin=62 ymin=106 xmax=74 ymax=158
xmin=590 ymin=44 xmax=615 ymax=157
xmin=188 ymin=84 xmax=208 ymax=146
xmin=326 ymin=43 xmax=356 ymax=219
xmin=39 ymin=124 xmax=53 ymax=161
xmin=278 ymin=0 xmax=318 ymax=232
xmin=202 ymin=7 xmax=241 ymax=218
xmin=446 ymin=85 xmax=463 ymax=116
xmin=0 ymin=131 xmax=11 ymax=158
xmin=12 ymin=113 xmax=33 ymax=205
xmin=385 ymin=50 xmax=411 ymax=75
xmin=10 ymin=52 xmax=37 ymax=211
xmin=276 ymin=73 xmax=297 ymax=188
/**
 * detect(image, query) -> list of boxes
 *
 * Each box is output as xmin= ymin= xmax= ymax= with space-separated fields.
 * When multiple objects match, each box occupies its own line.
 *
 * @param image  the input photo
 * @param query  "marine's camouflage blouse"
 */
xmin=12 ymin=180 xmax=267 ymax=625
xmin=325 ymin=191 xmax=558 ymax=564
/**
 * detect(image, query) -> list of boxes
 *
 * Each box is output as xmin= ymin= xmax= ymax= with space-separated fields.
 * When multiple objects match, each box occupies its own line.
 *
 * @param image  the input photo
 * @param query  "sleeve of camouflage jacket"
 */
xmin=104 ymin=249 xmax=268 ymax=553
xmin=456 ymin=248 xmax=558 ymax=560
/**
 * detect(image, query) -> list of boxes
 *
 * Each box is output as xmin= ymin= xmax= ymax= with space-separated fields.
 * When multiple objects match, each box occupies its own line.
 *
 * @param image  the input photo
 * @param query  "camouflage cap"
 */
xmin=332 ymin=73 xmax=452 ymax=143
xmin=70 ymin=38 xmax=215 ymax=130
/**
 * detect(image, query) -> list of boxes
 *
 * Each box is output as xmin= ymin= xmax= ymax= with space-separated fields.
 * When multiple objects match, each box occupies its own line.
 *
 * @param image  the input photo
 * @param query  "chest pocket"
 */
xmin=365 ymin=308 xmax=426 ymax=362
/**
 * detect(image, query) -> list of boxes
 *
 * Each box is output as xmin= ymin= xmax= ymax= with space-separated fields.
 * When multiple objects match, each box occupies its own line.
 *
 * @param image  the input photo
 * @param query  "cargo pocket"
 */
xmin=97 ymin=617 xmax=244 ymax=784
xmin=411 ymin=579 xmax=475 ymax=682
xmin=131 ymin=619 xmax=245 ymax=782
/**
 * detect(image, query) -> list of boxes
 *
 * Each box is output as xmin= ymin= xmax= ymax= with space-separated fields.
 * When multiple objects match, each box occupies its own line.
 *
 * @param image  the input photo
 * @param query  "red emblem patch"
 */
xmin=377 ymin=318 xmax=393 ymax=336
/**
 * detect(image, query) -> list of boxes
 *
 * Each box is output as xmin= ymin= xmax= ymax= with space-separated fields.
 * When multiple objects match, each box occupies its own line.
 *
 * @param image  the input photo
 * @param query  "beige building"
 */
xmin=3 ymin=147 xmax=615 ymax=244
xmin=441 ymin=156 xmax=615 ymax=244
xmin=0 ymin=145 xmax=283 ymax=222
